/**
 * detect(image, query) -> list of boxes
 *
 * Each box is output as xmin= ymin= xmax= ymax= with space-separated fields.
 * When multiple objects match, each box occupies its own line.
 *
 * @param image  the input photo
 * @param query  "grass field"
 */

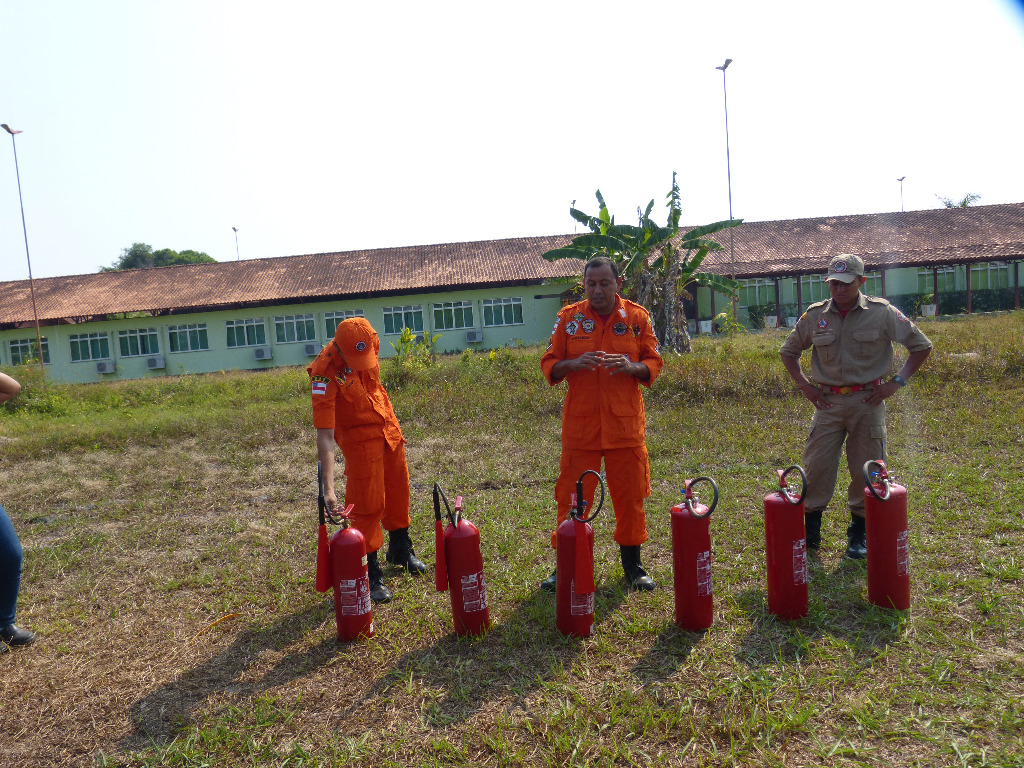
xmin=1 ymin=313 xmax=1022 ymax=767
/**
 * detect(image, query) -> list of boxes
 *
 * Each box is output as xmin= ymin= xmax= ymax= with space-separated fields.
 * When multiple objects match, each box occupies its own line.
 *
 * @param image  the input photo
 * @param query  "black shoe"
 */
xmin=367 ymin=551 xmax=393 ymax=603
xmin=620 ymin=545 xmax=657 ymax=592
xmin=805 ymin=509 xmax=823 ymax=551
xmin=1 ymin=624 xmax=36 ymax=647
xmin=845 ymin=517 xmax=867 ymax=560
xmin=540 ymin=569 xmax=557 ymax=593
xmin=386 ymin=527 xmax=428 ymax=575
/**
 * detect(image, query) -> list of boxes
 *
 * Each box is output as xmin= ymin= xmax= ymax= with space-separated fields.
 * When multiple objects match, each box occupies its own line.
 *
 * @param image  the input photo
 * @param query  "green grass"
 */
xmin=1 ymin=312 xmax=1022 ymax=767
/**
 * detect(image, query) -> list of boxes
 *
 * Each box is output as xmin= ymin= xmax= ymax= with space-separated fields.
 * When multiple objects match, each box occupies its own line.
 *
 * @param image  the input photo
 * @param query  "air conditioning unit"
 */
xmin=146 ymin=355 xmax=166 ymax=370
xmin=254 ymin=346 xmax=273 ymax=361
xmin=303 ymin=342 xmax=321 ymax=355
xmin=96 ymin=361 xmax=116 ymax=374
xmin=465 ymin=330 xmax=483 ymax=343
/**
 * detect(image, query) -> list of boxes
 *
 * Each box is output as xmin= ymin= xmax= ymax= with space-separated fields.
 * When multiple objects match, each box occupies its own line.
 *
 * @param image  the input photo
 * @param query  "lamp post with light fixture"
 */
xmin=897 ymin=176 xmax=906 ymax=212
xmin=232 ymin=226 xmax=240 ymax=261
xmin=2 ymin=123 xmax=46 ymax=384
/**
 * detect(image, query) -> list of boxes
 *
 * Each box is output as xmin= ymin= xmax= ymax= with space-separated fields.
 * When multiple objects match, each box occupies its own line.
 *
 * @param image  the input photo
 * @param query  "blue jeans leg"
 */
xmin=0 ymin=503 xmax=24 ymax=627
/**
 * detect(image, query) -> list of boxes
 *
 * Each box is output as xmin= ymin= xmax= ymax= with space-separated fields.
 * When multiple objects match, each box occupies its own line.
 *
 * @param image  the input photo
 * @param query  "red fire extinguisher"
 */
xmin=764 ymin=465 xmax=809 ymax=620
xmin=671 ymin=476 xmax=720 ymax=632
xmin=863 ymin=460 xmax=910 ymax=611
xmin=314 ymin=462 xmax=374 ymax=642
xmin=434 ymin=483 xmax=490 ymax=636
xmin=556 ymin=470 xmax=604 ymax=638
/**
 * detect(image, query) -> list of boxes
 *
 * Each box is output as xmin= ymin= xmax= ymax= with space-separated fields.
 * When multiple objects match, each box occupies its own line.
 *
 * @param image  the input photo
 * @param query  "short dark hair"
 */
xmin=584 ymin=255 xmax=620 ymax=280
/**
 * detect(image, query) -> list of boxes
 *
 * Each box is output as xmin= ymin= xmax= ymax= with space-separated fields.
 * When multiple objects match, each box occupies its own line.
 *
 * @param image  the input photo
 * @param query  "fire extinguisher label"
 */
xmin=338 ymin=576 xmax=372 ymax=616
xmin=460 ymin=571 xmax=488 ymax=612
xmin=570 ymin=580 xmax=594 ymax=616
xmin=696 ymin=550 xmax=713 ymax=597
xmin=896 ymin=530 xmax=910 ymax=576
xmin=792 ymin=540 xmax=809 ymax=585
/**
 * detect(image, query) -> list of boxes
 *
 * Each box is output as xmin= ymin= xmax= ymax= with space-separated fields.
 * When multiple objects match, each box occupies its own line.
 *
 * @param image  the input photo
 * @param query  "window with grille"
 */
xmin=9 ymin=338 xmax=49 ymax=365
xmin=69 ymin=332 xmax=110 ymax=362
xmin=433 ymin=301 xmax=474 ymax=330
xmin=118 ymin=328 xmax=160 ymax=357
xmin=275 ymin=314 xmax=316 ymax=343
xmin=482 ymin=297 xmax=524 ymax=327
xmin=168 ymin=323 xmax=210 ymax=353
xmin=226 ymin=318 xmax=267 ymax=348
xmin=382 ymin=305 xmax=424 ymax=335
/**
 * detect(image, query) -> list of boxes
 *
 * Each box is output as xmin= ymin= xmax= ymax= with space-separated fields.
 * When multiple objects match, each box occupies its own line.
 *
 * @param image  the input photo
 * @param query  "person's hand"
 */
xmin=800 ymin=382 xmax=833 ymax=410
xmin=602 ymin=353 xmax=639 ymax=376
xmin=570 ymin=351 xmax=607 ymax=372
xmin=325 ymin=490 xmax=339 ymax=512
xmin=863 ymin=381 xmax=900 ymax=407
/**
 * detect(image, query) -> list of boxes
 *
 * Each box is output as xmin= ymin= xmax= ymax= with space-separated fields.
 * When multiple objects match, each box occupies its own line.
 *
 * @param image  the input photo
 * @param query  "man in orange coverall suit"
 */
xmin=308 ymin=317 xmax=427 ymax=602
xmin=540 ymin=256 xmax=664 ymax=592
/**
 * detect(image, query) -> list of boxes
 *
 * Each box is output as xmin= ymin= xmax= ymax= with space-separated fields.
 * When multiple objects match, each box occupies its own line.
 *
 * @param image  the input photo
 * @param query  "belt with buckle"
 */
xmin=820 ymin=378 xmax=882 ymax=395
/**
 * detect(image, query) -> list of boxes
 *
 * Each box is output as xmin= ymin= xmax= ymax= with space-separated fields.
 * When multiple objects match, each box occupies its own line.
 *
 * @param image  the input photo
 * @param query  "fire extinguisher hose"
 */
xmin=684 ymin=476 xmax=720 ymax=517
xmin=863 ymin=459 xmax=892 ymax=501
xmin=571 ymin=470 xmax=605 ymax=523
xmin=433 ymin=483 xmax=460 ymax=592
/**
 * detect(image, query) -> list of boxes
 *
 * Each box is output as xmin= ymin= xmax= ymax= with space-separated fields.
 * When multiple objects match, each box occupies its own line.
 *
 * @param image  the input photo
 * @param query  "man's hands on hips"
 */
xmin=862 ymin=380 xmax=900 ymax=406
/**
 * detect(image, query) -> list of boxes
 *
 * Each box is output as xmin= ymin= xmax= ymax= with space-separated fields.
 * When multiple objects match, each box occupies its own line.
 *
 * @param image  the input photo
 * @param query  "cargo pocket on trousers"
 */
xmin=870 ymin=425 xmax=887 ymax=460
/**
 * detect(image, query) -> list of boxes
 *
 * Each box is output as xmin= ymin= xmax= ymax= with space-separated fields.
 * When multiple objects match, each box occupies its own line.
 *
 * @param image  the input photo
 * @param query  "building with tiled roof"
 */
xmin=1 ymin=204 xmax=1021 ymax=382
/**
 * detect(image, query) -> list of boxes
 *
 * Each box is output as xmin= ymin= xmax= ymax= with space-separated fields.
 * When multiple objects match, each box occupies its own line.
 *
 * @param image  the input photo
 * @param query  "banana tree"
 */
xmin=543 ymin=173 xmax=743 ymax=352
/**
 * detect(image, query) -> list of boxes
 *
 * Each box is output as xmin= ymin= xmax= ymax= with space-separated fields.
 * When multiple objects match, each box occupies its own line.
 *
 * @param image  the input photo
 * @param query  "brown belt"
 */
xmin=819 ymin=378 xmax=882 ymax=395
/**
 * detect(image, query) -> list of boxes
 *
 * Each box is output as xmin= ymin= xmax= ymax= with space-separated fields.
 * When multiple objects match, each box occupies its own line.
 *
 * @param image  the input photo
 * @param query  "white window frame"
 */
xmin=433 ymin=300 xmax=474 ymax=330
xmin=382 ymin=305 xmax=424 ymax=335
xmin=969 ymin=261 xmax=1010 ymax=290
xmin=69 ymin=332 xmax=111 ymax=362
xmin=9 ymin=337 xmax=49 ymax=365
xmin=167 ymin=323 xmax=210 ymax=353
xmin=226 ymin=318 xmax=267 ymax=348
xmin=917 ymin=267 xmax=956 ymax=294
xmin=324 ymin=309 xmax=364 ymax=338
xmin=482 ymin=297 xmax=524 ymax=327
xmin=738 ymin=279 xmax=776 ymax=309
xmin=275 ymin=314 xmax=316 ymax=344
xmin=118 ymin=328 xmax=160 ymax=357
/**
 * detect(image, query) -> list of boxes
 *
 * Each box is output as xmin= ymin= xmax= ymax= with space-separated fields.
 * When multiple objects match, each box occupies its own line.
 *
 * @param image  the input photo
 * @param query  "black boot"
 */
xmin=540 ymin=569 xmax=557 ymax=593
xmin=0 ymin=624 xmax=36 ymax=648
xmin=367 ymin=551 xmax=393 ymax=603
xmin=805 ymin=509 xmax=823 ymax=551
xmin=620 ymin=545 xmax=656 ymax=592
xmin=386 ymin=527 xmax=428 ymax=575
xmin=846 ymin=514 xmax=867 ymax=560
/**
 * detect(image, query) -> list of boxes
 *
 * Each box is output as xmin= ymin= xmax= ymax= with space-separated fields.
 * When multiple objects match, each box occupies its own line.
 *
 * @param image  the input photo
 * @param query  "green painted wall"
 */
xmin=0 ymin=283 xmax=573 ymax=384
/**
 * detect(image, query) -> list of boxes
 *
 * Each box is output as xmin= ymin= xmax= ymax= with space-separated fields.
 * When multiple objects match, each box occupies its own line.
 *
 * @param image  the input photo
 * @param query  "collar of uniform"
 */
xmin=825 ymin=291 xmax=869 ymax=315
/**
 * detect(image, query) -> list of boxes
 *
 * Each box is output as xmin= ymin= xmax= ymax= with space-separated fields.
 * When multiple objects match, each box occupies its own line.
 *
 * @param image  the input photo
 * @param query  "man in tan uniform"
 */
xmin=780 ymin=254 xmax=932 ymax=559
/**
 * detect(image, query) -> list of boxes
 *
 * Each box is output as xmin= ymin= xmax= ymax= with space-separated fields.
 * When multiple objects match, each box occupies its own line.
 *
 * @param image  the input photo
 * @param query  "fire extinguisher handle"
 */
xmin=684 ymin=476 xmax=719 ymax=517
xmin=863 ymin=460 xmax=892 ymax=501
xmin=779 ymin=465 xmax=808 ymax=505
xmin=572 ymin=470 xmax=604 ymax=523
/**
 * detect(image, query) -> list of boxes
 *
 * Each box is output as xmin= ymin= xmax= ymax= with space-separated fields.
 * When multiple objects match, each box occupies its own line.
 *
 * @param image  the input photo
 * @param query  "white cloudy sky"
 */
xmin=2 ymin=0 xmax=1023 ymax=280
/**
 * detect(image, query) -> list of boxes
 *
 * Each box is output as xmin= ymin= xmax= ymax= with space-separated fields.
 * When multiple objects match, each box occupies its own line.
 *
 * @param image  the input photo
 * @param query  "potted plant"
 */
xmin=919 ymin=294 xmax=937 ymax=317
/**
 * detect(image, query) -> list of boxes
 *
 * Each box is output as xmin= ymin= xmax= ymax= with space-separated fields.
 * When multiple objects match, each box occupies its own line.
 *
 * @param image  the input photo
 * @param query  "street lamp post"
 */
xmin=716 ymin=58 xmax=737 ymax=320
xmin=232 ymin=226 xmax=240 ymax=261
xmin=2 ymin=123 xmax=46 ymax=384
xmin=897 ymin=176 xmax=906 ymax=212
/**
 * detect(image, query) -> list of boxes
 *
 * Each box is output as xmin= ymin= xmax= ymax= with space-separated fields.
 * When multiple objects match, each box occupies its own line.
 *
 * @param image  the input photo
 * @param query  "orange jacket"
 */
xmin=541 ymin=295 xmax=663 ymax=449
xmin=308 ymin=340 xmax=404 ymax=449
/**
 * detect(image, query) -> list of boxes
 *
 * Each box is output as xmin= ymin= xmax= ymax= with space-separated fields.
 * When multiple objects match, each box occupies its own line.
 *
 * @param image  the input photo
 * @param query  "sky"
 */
xmin=2 ymin=0 xmax=1023 ymax=281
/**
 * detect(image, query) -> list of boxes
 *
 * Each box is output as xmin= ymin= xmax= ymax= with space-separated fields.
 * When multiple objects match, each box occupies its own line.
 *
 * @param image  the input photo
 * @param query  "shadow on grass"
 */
xmin=733 ymin=556 xmax=909 ymax=667
xmin=123 ymin=603 xmax=341 ymax=751
xmin=338 ymin=581 xmax=626 ymax=728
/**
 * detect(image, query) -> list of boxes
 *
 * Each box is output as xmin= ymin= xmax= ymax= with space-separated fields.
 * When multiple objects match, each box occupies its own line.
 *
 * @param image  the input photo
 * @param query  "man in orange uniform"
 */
xmin=308 ymin=317 xmax=427 ymax=602
xmin=540 ymin=256 xmax=664 ymax=592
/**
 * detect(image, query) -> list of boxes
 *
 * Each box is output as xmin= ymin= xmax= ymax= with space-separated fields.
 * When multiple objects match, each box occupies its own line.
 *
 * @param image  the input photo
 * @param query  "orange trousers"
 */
xmin=340 ymin=437 xmax=411 ymax=554
xmin=552 ymin=446 xmax=651 ymax=548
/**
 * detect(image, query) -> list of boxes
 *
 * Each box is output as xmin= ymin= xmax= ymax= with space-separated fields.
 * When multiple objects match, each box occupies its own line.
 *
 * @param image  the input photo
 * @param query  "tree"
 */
xmin=543 ymin=173 xmax=742 ymax=353
xmin=101 ymin=243 xmax=217 ymax=271
xmin=937 ymin=193 xmax=981 ymax=208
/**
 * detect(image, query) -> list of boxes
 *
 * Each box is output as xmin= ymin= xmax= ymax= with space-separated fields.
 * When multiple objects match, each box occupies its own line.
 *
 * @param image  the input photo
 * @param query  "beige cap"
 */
xmin=827 ymin=253 xmax=865 ymax=283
